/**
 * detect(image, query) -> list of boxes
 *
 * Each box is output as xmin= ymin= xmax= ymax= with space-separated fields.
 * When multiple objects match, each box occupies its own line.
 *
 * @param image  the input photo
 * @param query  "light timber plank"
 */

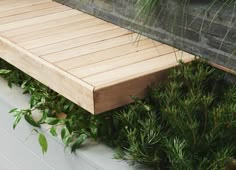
xmin=70 ymin=45 xmax=176 ymax=78
xmin=93 ymin=70 xmax=169 ymax=114
xmin=31 ymin=28 xmax=131 ymax=56
xmin=56 ymin=39 xmax=159 ymax=70
xmin=91 ymin=52 xmax=195 ymax=113
xmin=209 ymin=62 xmax=236 ymax=75
xmin=0 ymin=0 xmax=51 ymax=12
xmin=2 ymin=13 xmax=88 ymax=37
xmin=41 ymin=34 xmax=146 ymax=63
xmin=0 ymin=36 xmax=95 ymax=113
xmin=20 ymin=23 xmax=118 ymax=49
xmin=83 ymin=51 xmax=195 ymax=87
xmin=0 ymin=10 xmax=79 ymax=32
xmin=10 ymin=18 xmax=103 ymax=43
xmin=0 ymin=5 xmax=70 ymax=25
xmin=0 ymin=2 xmax=60 ymax=18
xmin=0 ymin=0 xmax=51 ymax=5
xmin=0 ymin=0 xmax=22 ymax=6
xmin=0 ymin=0 xmax=49 ymax=6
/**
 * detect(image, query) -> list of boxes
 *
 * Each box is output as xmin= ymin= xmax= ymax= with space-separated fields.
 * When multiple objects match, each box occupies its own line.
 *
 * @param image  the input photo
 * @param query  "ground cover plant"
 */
xmin=0 ymin=58 xmax=236 ymax=169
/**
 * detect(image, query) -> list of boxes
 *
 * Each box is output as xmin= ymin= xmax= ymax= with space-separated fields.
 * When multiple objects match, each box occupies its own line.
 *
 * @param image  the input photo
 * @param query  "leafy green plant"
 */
xmin=150 ymin=60 xmax=236 ymax=169
xmin=0 ymin=58 xmax=235 ymax=169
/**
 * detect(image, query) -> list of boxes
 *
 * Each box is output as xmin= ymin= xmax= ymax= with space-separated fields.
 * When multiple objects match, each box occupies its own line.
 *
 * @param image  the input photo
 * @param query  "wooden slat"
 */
xmin=83 ymin=51 xmax=195 ymax=87
xmin=209 ymin=62 xmax=236 ymax=75
xmin=92 ymin=52 xmax=194 ymax=113
xmin=0 ymin=0 xmax=47 ymax=5
xmin=56 ymin=39 xmax=160 ymax=70
xmin=0 ymin=0 xmax=51 ymax=12
xmin=31 ymin=28 xmax=132 ymax=56
xmin=0 ymin=10 xmax=79 ymax=32
xmin=0 ymin=0 xmax=21 ymax=6
xmin=70 ymin=45 xmax=176 ymax=78
xmin=93 ymin=70 xmax=169 ymax=113
xmin=41 ymin=34 xmax=146 ymax=63
xmin=0 ymin=5 xmax=70 ymax=25
xmin=0 ymin=0 xmax=50 ymax=6
xmin=10 ymin=18 xmax=105 ymax=43
xmin=0 ymin=1 xmax=60 ymax=18
xmin=19 ymin=23 xmax=118 ymax=49
xmin=1 ymin=14 xmax=88 ymax=37
xmin=0 ymin=36 xmax=95 ymax=113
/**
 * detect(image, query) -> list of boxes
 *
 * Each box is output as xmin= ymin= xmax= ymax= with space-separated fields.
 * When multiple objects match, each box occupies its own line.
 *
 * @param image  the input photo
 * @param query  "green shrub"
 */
xmin=114 ymin=60 xmax=236 ymax=169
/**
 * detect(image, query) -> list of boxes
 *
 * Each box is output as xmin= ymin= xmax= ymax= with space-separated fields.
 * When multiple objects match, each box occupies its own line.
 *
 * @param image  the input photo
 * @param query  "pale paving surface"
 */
xmin=0 ymin=77 xmax=149 ymax=170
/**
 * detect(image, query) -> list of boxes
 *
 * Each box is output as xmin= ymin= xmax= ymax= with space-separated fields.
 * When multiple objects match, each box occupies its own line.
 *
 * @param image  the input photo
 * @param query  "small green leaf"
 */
xmin=50 ymin=127 xmax=57 ymax=137
xmin=61 ymin=127 xmax=71 ymax=146
xmin=38 ymin=110 xmax=47 ymax=124
xmin=61 ymin=127 xmax=70 ymax=140
xmin=45 ymin=117 xmax=60 ymax=125
xmin=24 ymin=115 xmax=40 ymax=128
xmin=61 ymin=127 xmax=66 ymax=140
xmin=13 ymin=114 xmax=22 ymax=129
xmin=38 ymin=133 xmax=48 ymax=154
xmin=63 ymin=104 xmax=70 ymax=111
xmin=0 ymin=69 xmax=11 ymax=75
xmin=64 ymin=136 xmax=72 ymax=147
xmin=71 ymin=134 xmax=88 ymax=152
xmin=143 ymin=104 xmax=151 ymax=111
xmin=9 ymin=108 xmax=18 ymax=114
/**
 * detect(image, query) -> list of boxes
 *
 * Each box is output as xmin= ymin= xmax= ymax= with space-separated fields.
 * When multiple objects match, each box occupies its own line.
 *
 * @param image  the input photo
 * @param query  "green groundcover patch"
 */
xmin=0 ymin=59 xmax=235 ymax=170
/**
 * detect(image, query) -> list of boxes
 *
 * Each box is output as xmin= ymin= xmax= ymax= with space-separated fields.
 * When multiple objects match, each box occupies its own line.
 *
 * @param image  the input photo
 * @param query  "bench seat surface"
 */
xmin=0 ymin=0 xmax=194 ymax=114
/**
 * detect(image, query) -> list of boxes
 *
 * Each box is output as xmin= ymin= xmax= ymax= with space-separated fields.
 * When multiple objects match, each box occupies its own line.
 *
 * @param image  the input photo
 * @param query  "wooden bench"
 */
xmin=0 ymin=0 xmax=195 ymax=114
